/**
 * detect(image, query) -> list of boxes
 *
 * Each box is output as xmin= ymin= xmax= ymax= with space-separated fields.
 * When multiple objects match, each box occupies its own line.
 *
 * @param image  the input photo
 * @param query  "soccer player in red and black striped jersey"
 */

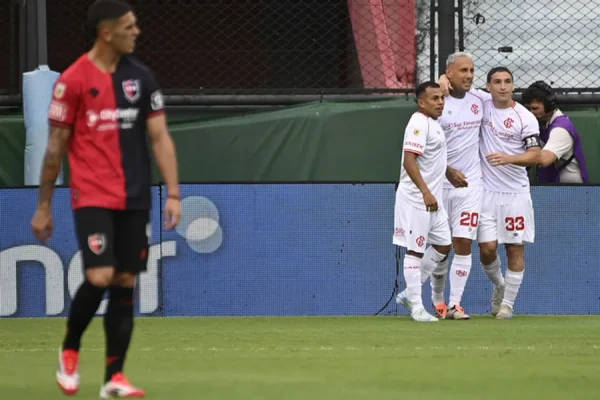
xmin=30 ymin=0 xmax=180 ymax=397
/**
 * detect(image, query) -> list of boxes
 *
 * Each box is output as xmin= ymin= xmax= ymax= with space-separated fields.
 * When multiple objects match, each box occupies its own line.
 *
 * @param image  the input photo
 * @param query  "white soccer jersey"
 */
xmin=478 ymin=93 xmax=540 ymax=193
xmin=399 ymin=112 xmax=447 ymax=209
xmin=439 ymin=90 xmax=484 ymax=189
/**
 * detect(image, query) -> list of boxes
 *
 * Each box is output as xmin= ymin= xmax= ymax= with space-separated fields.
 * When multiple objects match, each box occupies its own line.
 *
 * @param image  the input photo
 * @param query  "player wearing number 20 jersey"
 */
xmin=420 ymin=53 xmax=485 ymax=321
xmin=440 ymin=90 xmax=484 ymax=237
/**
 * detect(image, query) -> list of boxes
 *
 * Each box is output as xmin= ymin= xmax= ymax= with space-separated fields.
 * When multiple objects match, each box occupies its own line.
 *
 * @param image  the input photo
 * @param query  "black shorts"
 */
xmin=73 ymin=207 xmax=150 ymax=274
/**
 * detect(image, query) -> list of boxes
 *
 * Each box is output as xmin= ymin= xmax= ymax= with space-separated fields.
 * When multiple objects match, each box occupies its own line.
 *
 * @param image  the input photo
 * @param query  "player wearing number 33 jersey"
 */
xmin=478 ymin=94 xmax=537 ymax=246
xmin=475 ymin=67 xmax=541 ymax=320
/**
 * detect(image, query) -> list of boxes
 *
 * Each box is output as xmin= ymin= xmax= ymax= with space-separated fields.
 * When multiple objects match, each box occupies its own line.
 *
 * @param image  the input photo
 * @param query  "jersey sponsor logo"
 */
xmin=151 ymin=90 xmax=164 ymax=111
xmin=471 ymin=104 xmax=479 ymax=114
xmin=504 ymin=118 xmax=514 ymax=129
xmin=122 ymin=79 xmax=141 ymax=103
xmin=49 ymin=101 xmax=67 ymax=122
xmin=54 ymin=83 xmax=66 ymax=99
xmin=404 ymin=141 xmax=424 ymax=150
xmin=86 ymin=110 xmax=99 ymax=127
xmin=88 ymin=233 xmax=107 ymax=255
xmin=441 ymin=120 xmax=481 ymax=131
xmin=86 ymin=108 xmax=140 ymax=130
xmin=483 ymin=119 xmax=514 ymax=141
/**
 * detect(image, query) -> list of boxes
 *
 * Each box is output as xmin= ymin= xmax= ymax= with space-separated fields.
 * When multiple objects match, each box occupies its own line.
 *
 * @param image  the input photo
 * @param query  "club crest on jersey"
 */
xmin=504 ymin=118 xmax=514 ymax=129
xmin=54 ymin=83 xmax=66 ymax=99
xmin=471 ymin=104 xmax=479 ymax=114
xmin=122 ymin=79 xmax=141 ymax=103
xmin=88 ymin=233 xmax=107 ymax=255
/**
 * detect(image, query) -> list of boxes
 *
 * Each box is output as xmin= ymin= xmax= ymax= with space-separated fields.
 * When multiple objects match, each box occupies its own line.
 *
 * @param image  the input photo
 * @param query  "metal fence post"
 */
xmin=457 ymin=0 xmax=464 ymax=51
xmin=429 ymin=0 xmax=436 ymax=82
xmin=437 ymin=0 xmax=456 ymax=77
xmin=36 ymin=0 xmax=48 ymax=66
xmin=20 ymin=0 xmax=46 ymax=73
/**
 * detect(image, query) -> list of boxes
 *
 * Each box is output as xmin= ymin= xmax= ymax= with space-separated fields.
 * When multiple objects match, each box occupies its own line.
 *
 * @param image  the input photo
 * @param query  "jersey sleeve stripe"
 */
xmin=147 ymin=110 xmax=165 ymax=119
xmin=48 ymin=119 xmax=73 ymax=129
xmin=404 ymin=149 xmax=423 ymax=156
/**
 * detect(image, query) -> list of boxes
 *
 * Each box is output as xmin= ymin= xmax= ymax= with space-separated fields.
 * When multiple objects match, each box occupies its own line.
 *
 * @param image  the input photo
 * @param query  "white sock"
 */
xmin=502 ymin=270 xmax=524 ymax=308
xmin=430 ymin=257 xmax=449 ymax=305
xmin=448 ymin=254 xmax=472 ymax=308
xmin=482 ymin=256 xmax=505 ymax=287
xmin=420 ymin=246 xmax=447 ymax=284
xmin=403 ymin=255 xmax=424 ymax=308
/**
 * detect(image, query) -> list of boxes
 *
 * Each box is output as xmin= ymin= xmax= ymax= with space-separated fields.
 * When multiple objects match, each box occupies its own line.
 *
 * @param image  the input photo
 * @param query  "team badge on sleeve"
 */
xmin=53 ymin=83 xmax=66 ymax=99
xmin=122 ymin=79 xmax=141 ymax=103
xmin=151 ymin=90 xmax=164 ymax=111
xmin=88 ymin=233 xmax=107 ymax=255
xmin=413 ymin=129 xmax=420 ymax=136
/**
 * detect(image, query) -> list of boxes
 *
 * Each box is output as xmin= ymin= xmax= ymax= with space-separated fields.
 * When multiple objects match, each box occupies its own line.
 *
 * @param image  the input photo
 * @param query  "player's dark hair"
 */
xmin=415 ymin=81 xmax=441 ymax=100
xmin=487 ymin=67 xmax=513 ymax=83
xmin=86 ymin=0 xmax=133 ymax=38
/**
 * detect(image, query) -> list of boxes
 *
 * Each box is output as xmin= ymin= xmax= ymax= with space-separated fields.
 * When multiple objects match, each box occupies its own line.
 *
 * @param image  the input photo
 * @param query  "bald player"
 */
xmin=397 ymin=52 xmax=483 ymax=320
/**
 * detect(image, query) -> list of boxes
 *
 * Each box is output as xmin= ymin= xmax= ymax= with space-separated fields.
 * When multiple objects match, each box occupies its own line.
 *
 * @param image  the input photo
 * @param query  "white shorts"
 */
xmin=442 ymin=185 xmax=484 ymax=240
xmin=393 ymin=192 xmax=451 ymax=253
xmin=477 ymin=191 xmax=535 ymax=244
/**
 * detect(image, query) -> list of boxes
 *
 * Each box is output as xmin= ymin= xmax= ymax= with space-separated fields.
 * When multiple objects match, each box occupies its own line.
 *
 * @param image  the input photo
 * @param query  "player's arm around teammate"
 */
xmin=421 ymin=54 xmax=483 ymax=320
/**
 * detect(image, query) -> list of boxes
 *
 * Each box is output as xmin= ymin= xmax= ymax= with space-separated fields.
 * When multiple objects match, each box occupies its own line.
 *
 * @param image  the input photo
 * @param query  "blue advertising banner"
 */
xmin=0 ymin=184 xmax=598 ymax=318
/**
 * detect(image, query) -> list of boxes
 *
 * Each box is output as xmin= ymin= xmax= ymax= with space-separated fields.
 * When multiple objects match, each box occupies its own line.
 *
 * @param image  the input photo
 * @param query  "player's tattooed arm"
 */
xmin=38 ymin=126 xmax=71 ymax=208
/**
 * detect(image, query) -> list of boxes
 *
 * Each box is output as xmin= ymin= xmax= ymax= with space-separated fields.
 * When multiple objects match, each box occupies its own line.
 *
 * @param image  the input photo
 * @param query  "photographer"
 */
xmin=521 ymin=81 xmax=589 ymax=183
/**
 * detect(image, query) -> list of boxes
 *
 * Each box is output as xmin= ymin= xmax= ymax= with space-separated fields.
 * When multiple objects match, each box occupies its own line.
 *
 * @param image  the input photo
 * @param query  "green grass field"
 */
xmin=1 ymin=316 xmax=599 ymax=399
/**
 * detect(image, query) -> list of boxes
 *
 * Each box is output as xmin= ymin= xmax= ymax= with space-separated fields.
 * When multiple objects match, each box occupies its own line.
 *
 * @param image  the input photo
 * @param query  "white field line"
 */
xmin=1 ymin=345 xmax=599 ymax=353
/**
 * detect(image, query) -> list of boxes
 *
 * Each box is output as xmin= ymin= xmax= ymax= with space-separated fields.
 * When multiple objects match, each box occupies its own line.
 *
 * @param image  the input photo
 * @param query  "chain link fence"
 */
xmin=46 ymin=0 xmax=428 ymax=95
xmin=5 ymin=0 xmax=600 ymax=98
xmin=461 ymin=0 xmax=600 ymax=91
